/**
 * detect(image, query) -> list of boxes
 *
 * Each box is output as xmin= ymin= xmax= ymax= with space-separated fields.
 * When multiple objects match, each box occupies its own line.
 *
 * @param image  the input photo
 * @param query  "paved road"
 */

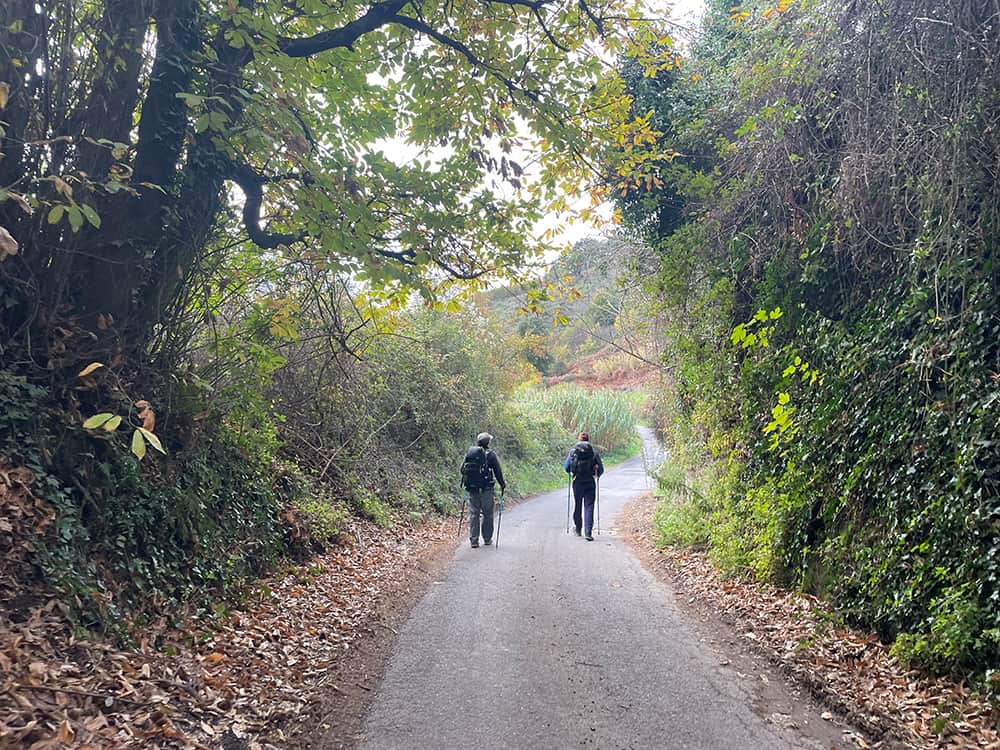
xmin=358 ymin=430 xmax=827 ymax=749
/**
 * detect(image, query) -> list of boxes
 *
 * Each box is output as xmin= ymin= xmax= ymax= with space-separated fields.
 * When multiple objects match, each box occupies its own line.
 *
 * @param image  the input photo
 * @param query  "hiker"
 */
xmin=564 ymin=431 xmax=604 ymax=541
xmin=460 ymin=432 xmax=506 ymax=548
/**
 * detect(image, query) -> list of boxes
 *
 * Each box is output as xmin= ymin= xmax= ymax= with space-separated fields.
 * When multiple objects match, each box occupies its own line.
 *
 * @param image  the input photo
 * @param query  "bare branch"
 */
xmin=372 ymin=246 xmax=418 ymax=264
xmin=432 ymin=255 xmax=492 ymax=280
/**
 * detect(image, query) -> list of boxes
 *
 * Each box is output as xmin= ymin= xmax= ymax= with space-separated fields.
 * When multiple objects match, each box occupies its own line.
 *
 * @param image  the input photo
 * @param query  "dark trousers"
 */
xmin=468 ymin=487 xmax=495 ymax=542
xmin=572 ymin=480 xmax=596 ymax=536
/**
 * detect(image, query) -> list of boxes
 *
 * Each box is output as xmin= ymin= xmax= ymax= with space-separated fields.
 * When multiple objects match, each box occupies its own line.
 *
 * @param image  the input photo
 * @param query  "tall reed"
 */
xmin=515 ymin=384 xmax=638 ymax=451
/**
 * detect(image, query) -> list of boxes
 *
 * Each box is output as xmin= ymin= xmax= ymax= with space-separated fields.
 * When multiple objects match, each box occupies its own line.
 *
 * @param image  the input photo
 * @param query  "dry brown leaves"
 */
xmin=621 ymin=494 xmax=1000 ymax=750
xmin=1 ymin=504 xmax=453 ymax=750
xmin=0 ymin=464 xmax=55 ymax=596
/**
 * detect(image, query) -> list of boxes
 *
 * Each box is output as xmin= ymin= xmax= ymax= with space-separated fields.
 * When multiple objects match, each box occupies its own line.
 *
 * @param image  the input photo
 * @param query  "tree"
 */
xmin=0 ymin=0 xmax=651 ymax=373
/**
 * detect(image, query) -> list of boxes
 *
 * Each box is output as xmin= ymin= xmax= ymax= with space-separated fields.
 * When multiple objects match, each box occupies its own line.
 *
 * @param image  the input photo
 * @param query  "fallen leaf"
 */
xmin=78 ymin=362 xmax=105 ymax=377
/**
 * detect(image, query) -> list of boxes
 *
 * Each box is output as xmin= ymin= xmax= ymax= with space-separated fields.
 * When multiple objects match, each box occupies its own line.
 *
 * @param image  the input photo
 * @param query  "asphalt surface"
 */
xmin=358 ymin=429 xmax=827 ymax=750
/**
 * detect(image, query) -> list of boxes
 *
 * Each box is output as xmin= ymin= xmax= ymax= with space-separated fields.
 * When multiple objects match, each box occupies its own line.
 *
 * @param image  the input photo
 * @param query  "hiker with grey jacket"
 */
xmin=460 ymin=432 xmax=506 ymax=548
xmin=564 ymin=431 xmax=604 ymax=540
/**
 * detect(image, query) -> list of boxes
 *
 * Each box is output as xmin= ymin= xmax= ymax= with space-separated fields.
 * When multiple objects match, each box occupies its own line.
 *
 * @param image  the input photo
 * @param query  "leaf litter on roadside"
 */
xmin=620 ymin=493 xmax=1000 ymax=750
xmin=1 ymin=487 xmax=453 ymax=750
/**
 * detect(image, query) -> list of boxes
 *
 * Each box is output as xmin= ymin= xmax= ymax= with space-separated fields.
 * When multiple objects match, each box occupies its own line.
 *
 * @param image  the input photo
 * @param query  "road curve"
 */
xmin=358 ymin=429 xmax=824 ymax=750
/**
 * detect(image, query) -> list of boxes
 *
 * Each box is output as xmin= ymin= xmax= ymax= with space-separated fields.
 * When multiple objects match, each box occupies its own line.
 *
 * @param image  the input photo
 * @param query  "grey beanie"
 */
xmin=476 ymin=432 xmax=493 ymax=445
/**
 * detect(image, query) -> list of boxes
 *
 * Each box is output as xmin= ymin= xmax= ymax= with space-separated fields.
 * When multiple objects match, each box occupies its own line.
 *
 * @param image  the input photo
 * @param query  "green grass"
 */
xmin=502 ymin=389 xmax=644 ymax=498
xmin=514 ymin=384 xmax=639 ymax=452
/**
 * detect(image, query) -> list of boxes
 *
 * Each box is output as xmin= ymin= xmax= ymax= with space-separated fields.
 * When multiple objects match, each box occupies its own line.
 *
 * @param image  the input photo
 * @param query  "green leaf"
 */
xmin=47 ymin=205 xmax=65 ymax=224
xmin=83 ymin=412 xmax=115 ymax=429
xmin=224 ymin=28 xmax=245 ymax=48
xmin=67 ymin=205 xmax=85 ymax=233
xmin=80 ymin=204 xmax=101 ymax=228
xmin=103 ymin=415 xmax=122 ymax=431
xmin=175 ymin=92 xmax=205 ymax=108
xmin=131 ymin=428 xmax=147 ymax=459
xmin=778 ymin=392 xmax=791 ymax=405
xmin=139 ymin=427 xmax=166 ymax=454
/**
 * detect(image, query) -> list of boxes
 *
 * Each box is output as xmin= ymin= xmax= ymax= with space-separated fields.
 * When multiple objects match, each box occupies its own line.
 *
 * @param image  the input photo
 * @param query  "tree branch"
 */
xmin=390 ymin=16 xmax=541 ymax=103
xmin=577 ymin=0 xmax=606 ymax=36
xmin=432 ymin=255 xmax=491 ymax=280
xmin=372 ymin=246 xmax=418 ymax=264
xmin=228 ymin=163 xmax=305 ymax=249
xmin=132 ymin=0 xmax=199 ymax=187
xmin=277 ymin=0 xmax=411 ymax=57
xmin=533 ymin=8 xmax=571 ymax=53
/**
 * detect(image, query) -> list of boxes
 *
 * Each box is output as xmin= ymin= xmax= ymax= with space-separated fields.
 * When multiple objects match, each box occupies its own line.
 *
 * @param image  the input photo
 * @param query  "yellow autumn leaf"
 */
xmin=131 ymin=429 xmax=146 ymax=459
xmin=83 ymin=413 xmax=115 ymax=429
xmin=138 ymin=427 xmax=166 ymax=454
xmin=78 ymin=362 xmax=105 ymax=377
xmin=0 ymin=226 xmax=18 ymax=262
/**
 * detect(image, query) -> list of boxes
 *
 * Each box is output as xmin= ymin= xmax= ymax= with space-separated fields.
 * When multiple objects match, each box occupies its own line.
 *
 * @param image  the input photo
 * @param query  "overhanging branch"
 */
xmin=390 ymin=15 xmax=541 ymax=103
xmin=228 ymin=162 xmax=305 ymax=249
xmin=277 ymin=0 xmax=411 ymax=57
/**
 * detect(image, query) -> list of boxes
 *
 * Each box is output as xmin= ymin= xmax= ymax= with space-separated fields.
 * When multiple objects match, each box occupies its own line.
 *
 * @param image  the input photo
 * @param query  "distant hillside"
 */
xmin=484 ymin=236 xmax=662 ymax=384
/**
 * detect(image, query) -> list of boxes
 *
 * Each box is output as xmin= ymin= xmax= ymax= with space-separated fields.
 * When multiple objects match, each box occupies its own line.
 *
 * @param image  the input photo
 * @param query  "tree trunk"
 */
xmin=66 ymin=0 xmax=201 ymax=351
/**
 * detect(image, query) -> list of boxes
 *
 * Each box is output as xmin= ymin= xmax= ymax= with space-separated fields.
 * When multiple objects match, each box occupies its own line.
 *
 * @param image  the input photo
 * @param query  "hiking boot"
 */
xmin=483 ymin=539 xmax=492 ymax=546
xmin=585 ymin=535 xmax=594 ymax=541
xmin=470 ymin=540 xmax=479 ymax=548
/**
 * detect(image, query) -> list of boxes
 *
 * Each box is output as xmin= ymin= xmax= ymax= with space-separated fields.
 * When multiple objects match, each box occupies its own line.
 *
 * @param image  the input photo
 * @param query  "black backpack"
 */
xmin=461 ymin=446 xmax=493 ymax=490
xmin=569 ymin=442 xmax=596 ymax=478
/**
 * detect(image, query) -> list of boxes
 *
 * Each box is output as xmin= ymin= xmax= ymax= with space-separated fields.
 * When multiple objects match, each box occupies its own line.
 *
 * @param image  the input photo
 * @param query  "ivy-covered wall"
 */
xmin=618 ymin=0 xmax=1000 ymax=685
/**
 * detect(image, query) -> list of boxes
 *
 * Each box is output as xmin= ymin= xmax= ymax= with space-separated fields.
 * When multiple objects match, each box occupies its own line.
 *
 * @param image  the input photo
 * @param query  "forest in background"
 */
xmin=616 ymin=0 xmax=1000 ymax=692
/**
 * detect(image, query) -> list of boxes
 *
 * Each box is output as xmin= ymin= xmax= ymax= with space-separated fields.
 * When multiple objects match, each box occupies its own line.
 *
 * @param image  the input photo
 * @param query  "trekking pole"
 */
xmin=596 ymin=477 xmax=601 ymax=536
xmin=495 ymin=487 xmax=504 ymax=550
xmin=458 ymin=489 xmax=467 ymax=538
xmin=566 ymin=475 xmax=571 ymax=534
